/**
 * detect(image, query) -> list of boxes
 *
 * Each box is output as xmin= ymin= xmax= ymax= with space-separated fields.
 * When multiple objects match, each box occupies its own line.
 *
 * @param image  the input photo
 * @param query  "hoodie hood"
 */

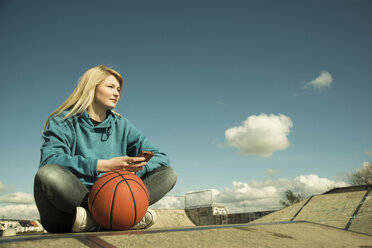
xmin=79 ymin=110 xmax=118 ymax=141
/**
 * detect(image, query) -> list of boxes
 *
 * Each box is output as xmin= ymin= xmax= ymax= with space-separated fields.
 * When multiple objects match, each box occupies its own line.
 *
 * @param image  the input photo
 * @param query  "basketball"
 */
xmin=88 ymin=170 xmax=149 ymax=230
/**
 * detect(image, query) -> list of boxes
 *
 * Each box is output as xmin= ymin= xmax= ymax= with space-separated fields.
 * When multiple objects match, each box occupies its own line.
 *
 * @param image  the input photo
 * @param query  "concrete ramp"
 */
xmin=349 ymin=190 xmax=372 ymax=234
xmin=149 ymin=209 xmax=195 ymax=229
xmin=253 ymin=186 xmax=372 ymax=235
xmin=1 ymin=222 xmax=372 ymax=248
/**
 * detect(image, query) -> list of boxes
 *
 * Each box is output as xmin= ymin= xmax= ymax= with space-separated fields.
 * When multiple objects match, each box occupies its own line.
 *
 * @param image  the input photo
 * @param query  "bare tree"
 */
xmin=349 ymin=162 xmax=372 ymax=186
xmin=279 ymin=190 xmax=304 ymax=207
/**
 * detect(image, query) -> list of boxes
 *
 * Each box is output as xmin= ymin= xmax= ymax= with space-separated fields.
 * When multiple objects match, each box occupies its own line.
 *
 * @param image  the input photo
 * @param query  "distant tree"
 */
xmin=279 ymin=190 xmax=304 ymax=207
xmin=349 ymin=162 xmax=372 ymax=186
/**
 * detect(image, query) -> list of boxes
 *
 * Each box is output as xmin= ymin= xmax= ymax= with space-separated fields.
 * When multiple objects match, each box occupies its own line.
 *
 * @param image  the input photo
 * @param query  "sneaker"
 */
xmin=71 ymin=206 xmax=101 ymax=232
xmin=132 ymin=209 xmax=157 ymax=229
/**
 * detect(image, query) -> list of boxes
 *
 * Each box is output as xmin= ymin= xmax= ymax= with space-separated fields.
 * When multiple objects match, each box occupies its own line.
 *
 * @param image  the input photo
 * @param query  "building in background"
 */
xmin=0 ymin=219 xmax=44 ymax=236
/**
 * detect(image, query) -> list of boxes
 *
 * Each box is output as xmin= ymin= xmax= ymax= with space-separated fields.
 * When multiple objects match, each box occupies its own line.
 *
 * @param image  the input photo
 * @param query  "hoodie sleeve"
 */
xmin=39 ymin=117 xmax=98 ymax=178
xmin=125 ymin=120 xmax=170 ymax=178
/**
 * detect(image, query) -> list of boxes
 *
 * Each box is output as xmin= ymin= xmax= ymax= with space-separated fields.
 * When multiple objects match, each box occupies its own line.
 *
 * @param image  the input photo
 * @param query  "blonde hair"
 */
xmin=43 ymin=65 xmax=123 ymax=132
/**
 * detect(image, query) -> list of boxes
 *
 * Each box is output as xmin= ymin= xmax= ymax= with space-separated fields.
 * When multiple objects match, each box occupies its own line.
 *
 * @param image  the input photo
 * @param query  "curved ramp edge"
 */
xmin=148 ymin=209 xmax=195 ymax=229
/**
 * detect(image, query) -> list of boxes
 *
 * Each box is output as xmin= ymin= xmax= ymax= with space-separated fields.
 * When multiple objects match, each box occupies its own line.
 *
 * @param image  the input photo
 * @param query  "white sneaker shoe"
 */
xmin=71 ymin=206 xmax=101 ymax=233
xmin=132 ymin=209 xmax=157 ymax=229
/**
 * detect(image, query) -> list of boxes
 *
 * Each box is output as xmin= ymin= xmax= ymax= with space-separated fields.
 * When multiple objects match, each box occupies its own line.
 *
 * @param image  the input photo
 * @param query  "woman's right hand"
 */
xmin=97 ymin=156 xmax=147 ymax=173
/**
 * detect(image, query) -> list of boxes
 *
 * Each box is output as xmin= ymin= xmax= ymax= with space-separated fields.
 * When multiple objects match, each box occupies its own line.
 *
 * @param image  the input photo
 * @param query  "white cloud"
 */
xmin=151 ymin=196 xmax=185 ymax=209
xmin=0 ymin=181 xmax=16 ymax=192
xmin=304 ymin=71 xmax=333 ymax=90
xmin=250 ymin=178 xmax=293 ymax=189
xmin=265 ymin=168 xmax=282 ymax=176
xmin=0 ymin=190 xmax=39 ymax=220
xmin=354 ymin=161 xmax=372 ymax=174
xmin=216 ymin=181 xmax=279 ymax=203
xmin=0 ymin=204 xmax=39 ymax=220
xmin=224 ymin=113 xmax=293 ymax=157
xmin=0 ymin=192 xmax=35 ymax=204
xmin=217 ymin=100 xmax=227 ymax=106
xmin=173 ymin=175 xmax=348 ymax=213
xmin=292 ymin=174 xmax=348 ymax=196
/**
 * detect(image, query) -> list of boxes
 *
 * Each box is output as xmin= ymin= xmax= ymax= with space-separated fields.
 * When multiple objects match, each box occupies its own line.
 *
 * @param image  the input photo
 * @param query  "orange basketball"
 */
xmin=88 ymin=170 xmax=149 ymax=230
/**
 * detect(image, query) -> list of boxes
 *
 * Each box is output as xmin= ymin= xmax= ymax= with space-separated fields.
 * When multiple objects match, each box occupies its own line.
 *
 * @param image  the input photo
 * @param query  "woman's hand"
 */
xmin=97 ymin=156 xmax=147 ymax=173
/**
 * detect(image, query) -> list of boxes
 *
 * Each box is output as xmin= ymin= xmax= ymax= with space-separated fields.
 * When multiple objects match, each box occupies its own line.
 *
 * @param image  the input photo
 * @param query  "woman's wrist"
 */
xmin=97 ymin=159 xmax=108 ymax=173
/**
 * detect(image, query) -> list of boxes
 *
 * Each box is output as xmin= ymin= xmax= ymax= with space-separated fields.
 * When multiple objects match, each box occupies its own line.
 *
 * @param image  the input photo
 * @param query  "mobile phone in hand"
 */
xmin=137 ymin=151 xmax=154 ymax=162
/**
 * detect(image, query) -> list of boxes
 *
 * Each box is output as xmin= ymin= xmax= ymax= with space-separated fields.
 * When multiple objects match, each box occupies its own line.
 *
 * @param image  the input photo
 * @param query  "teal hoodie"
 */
xmin=39 ymin=110 xmax=169 ymax=187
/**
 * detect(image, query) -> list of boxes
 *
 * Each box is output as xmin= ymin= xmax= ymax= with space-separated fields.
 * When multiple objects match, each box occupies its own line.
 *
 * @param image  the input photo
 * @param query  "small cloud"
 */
xmin=0 ymin=181 xmax=16 ymax=192
xmin=0 ymin=204 xmax=39 ymax=220
xmin=151 ymin=196 xmax=185 ymax=209
xmin=303 ymin=71 xmax=333 ymax=91
xmin=224 ymin=113 xmax=293 ymax=157
xmin=0 ymin=191 xmax=38 ymax=219
xmin=334 ymin=172 xmax=351 ymax=182
xmin=0 ymin=192 xmax=34 ymax=204
xmin=265 ymin=168 xmax=282 ymax=176
xmin=216 ymin=142 xmax=225 ymax=148
xmin=217 ymin=100 xmax=227 ymax=106
xmin=292 ymin=174 xmax=348 ymax=195
xmin=365 ymin=150 xmax=372 ymax=155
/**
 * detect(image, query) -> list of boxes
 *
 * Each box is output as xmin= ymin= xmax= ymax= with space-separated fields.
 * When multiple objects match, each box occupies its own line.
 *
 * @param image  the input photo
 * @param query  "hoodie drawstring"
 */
xmin=101 ymin=124 xmax=113 ymax=142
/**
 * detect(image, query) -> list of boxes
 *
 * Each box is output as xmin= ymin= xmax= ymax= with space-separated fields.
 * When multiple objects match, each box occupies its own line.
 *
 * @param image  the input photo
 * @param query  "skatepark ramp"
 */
xmin=148 ymin=206 xmax=229 ymax=228
xmin=0 ymin=186 xmax=371 ymax=247
xmin=149 ymin=209 xmax=195 ymax=229
xmin=252 ymin=185 xmax=372 ymax=236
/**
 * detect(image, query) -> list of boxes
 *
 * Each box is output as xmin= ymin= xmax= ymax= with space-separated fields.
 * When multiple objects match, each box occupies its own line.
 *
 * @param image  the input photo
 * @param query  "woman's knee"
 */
xmin=145 ymin=165 xmax=178 ymax=190
xmin=35 ymin=164 xmax=68 ymax=187
xmin=34 ymin=164 xmax=82 ymax=197
xmin=163 ymin=166 xmax=178 ymax=188
xmin=34 ymin=164 xmax=89 ymax=214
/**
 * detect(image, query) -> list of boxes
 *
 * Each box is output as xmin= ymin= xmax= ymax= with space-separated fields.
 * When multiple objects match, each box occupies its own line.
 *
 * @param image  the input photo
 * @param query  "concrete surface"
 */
xmin=98 ymin=222 xmax=372 ymax=248
xmin=0 ymin=222 xmax=371 ymax=248
xmin=0 ymin=186 xmax=371 ymax=247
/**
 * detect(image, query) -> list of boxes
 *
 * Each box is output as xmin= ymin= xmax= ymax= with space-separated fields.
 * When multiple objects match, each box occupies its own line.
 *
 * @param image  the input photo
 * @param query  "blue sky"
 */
xmin=0 ymin=0 xmax=371 ymax=218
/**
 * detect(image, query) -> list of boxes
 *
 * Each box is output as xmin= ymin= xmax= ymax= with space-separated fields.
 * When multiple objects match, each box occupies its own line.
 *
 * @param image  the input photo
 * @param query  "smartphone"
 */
xmin=137 ymin=151 xmax=154 ymax=162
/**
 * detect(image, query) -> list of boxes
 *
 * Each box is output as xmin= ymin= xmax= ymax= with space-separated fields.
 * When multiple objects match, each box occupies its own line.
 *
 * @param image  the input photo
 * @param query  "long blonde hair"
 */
xmin=43 ymin=65 xmax=123 ymax=132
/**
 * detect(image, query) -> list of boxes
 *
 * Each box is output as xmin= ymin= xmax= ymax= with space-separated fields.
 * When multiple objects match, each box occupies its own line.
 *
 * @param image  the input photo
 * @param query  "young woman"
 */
xmin=34 ymin=65 xmax=177 ymax=233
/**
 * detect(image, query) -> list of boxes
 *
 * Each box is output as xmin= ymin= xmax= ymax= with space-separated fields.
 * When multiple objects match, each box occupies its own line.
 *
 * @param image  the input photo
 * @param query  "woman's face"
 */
xmin=93 ymin=75 xmax=121 ymax=110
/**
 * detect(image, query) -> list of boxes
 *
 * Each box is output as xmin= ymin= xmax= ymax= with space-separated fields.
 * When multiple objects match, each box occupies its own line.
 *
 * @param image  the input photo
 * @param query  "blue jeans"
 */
xmin=34 ymin=164 xmax=177 ymax=233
